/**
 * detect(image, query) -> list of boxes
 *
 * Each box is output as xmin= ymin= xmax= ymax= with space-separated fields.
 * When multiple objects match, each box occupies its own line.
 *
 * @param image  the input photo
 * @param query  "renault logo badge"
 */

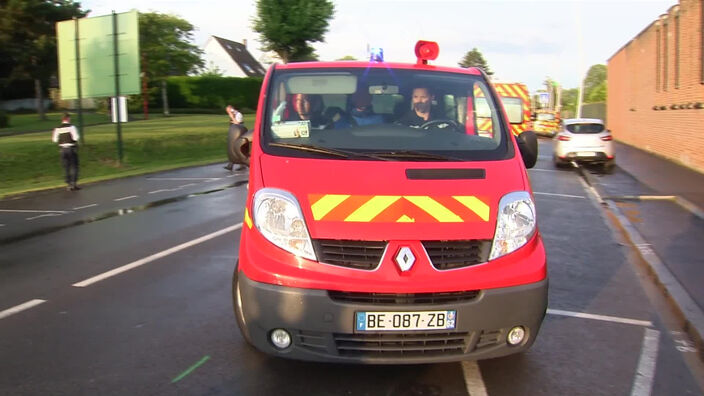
xmin=395 ymin=247 xmax=416 ymax=272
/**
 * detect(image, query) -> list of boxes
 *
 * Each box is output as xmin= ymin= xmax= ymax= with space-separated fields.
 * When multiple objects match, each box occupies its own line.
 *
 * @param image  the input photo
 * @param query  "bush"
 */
xmin=163 ymin=76 xmax=262 ymax=111
xmin=0 ymin=110 xmax=9 ymax=128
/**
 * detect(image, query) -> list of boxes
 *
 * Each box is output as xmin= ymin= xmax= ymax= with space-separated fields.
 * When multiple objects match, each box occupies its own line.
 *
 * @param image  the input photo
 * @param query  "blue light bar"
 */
xmin=370 ymin=47 xmax=384 ymax=62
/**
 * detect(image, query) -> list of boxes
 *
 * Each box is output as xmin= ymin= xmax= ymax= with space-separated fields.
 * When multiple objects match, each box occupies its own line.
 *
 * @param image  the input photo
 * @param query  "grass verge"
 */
xmin=0 ymin=114 xmax=254 ymax=198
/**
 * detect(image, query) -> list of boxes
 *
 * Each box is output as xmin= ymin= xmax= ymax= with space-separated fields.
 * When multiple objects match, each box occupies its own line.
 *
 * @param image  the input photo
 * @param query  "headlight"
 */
xmin=253 ymin=188 xmax=316 ymax=261
xmin=489 ymin=191 xmax=536 ymax=260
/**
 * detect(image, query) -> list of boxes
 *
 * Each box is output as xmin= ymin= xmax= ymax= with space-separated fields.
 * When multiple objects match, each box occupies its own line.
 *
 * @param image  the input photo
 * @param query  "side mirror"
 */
xmin=227 ymin=124 xmax=252 ymax=166
xmin=516 ymin=130 xmax=538 ymax=168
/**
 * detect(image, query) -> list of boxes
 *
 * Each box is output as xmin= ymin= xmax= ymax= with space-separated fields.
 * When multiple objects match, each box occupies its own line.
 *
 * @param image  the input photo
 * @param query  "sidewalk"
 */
xmin=605 ymin=141 xmax=704 ymax=353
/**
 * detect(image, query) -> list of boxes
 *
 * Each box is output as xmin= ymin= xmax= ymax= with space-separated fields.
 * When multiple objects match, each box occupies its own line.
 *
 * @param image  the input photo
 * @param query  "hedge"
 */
xmin=160 ymin=75 xmax=263 ymax=111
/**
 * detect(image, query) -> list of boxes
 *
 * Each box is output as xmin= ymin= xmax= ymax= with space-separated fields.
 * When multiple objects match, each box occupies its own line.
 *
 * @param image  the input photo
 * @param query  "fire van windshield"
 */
xmin=262 ymin=67 xmax=513 ymax=162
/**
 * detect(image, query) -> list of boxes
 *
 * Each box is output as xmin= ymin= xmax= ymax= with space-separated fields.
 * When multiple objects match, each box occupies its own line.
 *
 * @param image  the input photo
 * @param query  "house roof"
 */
xmin=212 ymin=36 xmax=267 ymax=77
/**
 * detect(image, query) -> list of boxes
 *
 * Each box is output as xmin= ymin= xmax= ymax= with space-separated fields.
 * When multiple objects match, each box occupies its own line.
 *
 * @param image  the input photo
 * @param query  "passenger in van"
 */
xmin=349 ymin=90 xmax=384 ymax=126
xmin=398 ymin=86 xmax=445 ymax=127
xmin=290 ymin=93 xmax=329 ymax=128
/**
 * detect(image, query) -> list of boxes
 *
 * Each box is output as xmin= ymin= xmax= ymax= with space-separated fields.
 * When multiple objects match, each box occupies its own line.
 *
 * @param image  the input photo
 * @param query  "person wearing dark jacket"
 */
xmin=52 ymin=113 xmax=81 ymax=191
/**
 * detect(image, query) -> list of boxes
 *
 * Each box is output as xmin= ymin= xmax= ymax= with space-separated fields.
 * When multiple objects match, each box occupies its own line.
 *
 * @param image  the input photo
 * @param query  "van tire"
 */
xmin=232 ymin=264 xmax=254 ymax=346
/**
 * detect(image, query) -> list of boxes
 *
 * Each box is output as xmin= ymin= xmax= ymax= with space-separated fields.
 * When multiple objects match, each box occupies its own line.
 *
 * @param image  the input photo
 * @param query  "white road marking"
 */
xmin=0 ymin=209 xmax=69 ymax=213
xmin=73 ymin=203 xmax=97 ymax=210
xmin=147 ymin=177 xmax=219 ymax=181
xmin=630 ymin=328 xmax=660 ymax=396
xmin=179 ymin=183 xmax=197 ymax=188
xmin=114 ymin=195 xmax=138 ymax=201
xmin=534 ymin=191 xmax=586 ymax=199
xmin=147 ymin=189 xmax=172 ymax=194
xmin=0 ymin=224 xmax=5 ymax=227
xmin=462 ymin=361 xmax=488 ymax=396
xmin=73 ymin=223 xmax=243 ymax=287
xmin=26 ymin=213 xmax=63 ymax=221
xmin=547 ymin=308 xmax=653 ymax=327
xmin=0 ymin=299 xmax=46 ymax=320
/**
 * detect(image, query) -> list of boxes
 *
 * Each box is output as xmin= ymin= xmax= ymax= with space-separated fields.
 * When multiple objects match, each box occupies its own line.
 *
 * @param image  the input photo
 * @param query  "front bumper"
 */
xmin=234 ymin=270 xmax=548 ymax=364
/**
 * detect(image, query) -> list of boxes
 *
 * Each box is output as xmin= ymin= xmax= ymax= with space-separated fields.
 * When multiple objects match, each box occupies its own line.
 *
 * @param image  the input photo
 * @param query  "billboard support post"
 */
xmin=112 ymin=11 xmax=123 ymax=164
xmin=73 ymin=17 xmax=84 ymax=144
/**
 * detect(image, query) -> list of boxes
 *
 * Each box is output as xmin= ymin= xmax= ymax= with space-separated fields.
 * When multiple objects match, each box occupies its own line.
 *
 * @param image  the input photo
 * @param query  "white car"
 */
xmin=553 ymin=118 xmax=614 ymax=172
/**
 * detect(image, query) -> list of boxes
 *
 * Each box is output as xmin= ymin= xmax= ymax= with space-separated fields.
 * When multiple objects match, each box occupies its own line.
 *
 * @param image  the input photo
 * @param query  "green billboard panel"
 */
xmin=57 ymin=10 xmax=140 ymax=100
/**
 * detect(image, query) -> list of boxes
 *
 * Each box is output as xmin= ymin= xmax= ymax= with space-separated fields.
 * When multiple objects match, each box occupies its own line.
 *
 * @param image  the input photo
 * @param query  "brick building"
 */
xmin=608 ymin=0 xmax=704 ymax=173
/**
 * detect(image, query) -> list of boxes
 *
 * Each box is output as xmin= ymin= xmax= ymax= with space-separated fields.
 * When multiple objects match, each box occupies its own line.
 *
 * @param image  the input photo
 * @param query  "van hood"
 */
xmin=259 ymin=155 xmax=527 ymax=241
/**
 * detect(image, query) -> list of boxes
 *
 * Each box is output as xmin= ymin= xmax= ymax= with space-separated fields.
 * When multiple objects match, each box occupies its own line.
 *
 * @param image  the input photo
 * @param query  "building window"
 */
xmin=663 ymin=20 xmax=668 ymax=91
xmin=656 ymin=28 xmax=661 ymax=92
xmin=675 ymin=13 xmax=680 ymax=89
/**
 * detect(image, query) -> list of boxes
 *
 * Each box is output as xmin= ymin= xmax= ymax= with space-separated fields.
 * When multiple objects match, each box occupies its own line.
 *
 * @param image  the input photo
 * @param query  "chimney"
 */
xmin=243 ymin=39 xmax=247 ymax=48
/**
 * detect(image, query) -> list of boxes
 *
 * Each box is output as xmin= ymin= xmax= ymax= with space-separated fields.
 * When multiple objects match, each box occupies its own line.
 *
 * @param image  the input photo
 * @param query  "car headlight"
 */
xmin=253 ymin=188 xmax=317 ymax=261
xmin=489 ymin=191 xmax=536 ymax=260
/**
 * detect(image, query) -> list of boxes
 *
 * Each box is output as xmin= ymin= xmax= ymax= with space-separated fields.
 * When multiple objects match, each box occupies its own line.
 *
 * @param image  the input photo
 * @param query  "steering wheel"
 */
xmin=420 ymin=119 xmax=462 ymax=132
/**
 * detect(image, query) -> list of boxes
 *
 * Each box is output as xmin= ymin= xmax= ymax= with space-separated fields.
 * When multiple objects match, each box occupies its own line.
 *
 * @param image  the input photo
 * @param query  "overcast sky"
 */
xmin=80 ymin=0 xmax=676 ymax=92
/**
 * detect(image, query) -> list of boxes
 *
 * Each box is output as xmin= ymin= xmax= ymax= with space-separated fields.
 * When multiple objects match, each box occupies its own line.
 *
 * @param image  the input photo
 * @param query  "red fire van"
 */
xmin=232 ymin=41 xmax=547 ymax=364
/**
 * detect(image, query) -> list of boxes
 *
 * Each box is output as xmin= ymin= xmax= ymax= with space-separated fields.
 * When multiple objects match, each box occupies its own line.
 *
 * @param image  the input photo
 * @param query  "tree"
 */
xmin=139 ymin=12 xmax=204 ymax=115
xmin=560 ymin=88 xmax=579 ymax=115
xmin=336 ymin=55 xmax=357 ymax=61
xmin=0 ymin=0 xmax=88 ymax=120
xmin=253 ymin=0 xmax=335 ymax=63
xmin=582 ymin=64 xmax=606 ymax=103
xmin=458 ymin=48 xmax=493 ymax=75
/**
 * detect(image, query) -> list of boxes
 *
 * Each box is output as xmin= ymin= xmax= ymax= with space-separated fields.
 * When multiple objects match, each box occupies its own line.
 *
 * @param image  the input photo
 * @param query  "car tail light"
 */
xmin=557 ymin=134 xmax=571 ymax=141
xmin=600 ymin=135 xmax=613 ymax=141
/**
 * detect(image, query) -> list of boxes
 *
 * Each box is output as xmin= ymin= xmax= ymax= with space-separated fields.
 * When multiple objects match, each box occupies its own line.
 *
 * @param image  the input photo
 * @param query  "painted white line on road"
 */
xmin=462 ymin=361 xmax=488 ymax=396
xmin=147 ymin=177 xmax=219 ymax=181
xmin=148 ymin=189 xmax=171 ymax=194
xmin=528 ymin=168 xmax=560 ymax=173
xmin=73 ymin=223 xmax=243 ymax=287
xmin=114 ymin=195 xmax=138 ymax=201
xmin=630 ymin=328 xmax=660 ymax=396
xmin=0 ymin=224 xmax=5 ymax=227
xmin=26 ymin=213 xmax=63 ymax=221
xmin=0 ymin=299 xmax=46 ymax=320
xmin=73 ymin=203 xmax=97 ymax=210
xmin=179 ymin=183 xmax=197 ymax=188
xmin=0 ymin=209 xmax=69 ymax=213
xmin=547 ymin=308 xmax=653 ymax=327
xmin=534 ymin=191 xmax=586 ymax=199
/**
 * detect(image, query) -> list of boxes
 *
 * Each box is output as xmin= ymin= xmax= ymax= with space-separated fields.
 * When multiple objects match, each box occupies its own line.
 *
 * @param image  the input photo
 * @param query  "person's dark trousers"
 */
xmin=60 ymin=147 xmax=79 ymax=188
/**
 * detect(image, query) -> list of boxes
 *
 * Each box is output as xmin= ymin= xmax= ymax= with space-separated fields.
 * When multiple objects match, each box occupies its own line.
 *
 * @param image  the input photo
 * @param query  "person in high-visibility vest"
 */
xmin=51 ymin=113 xmax=81 ymax=191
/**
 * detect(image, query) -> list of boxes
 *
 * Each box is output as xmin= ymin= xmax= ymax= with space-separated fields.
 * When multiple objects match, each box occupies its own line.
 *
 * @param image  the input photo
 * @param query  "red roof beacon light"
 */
xmin=415 ymin=40 xmax=439 ymax=65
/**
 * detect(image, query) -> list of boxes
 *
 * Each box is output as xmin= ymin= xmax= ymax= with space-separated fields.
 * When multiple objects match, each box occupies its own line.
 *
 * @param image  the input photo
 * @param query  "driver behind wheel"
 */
xmin=397 ymin=86 xmax=446 ymax=127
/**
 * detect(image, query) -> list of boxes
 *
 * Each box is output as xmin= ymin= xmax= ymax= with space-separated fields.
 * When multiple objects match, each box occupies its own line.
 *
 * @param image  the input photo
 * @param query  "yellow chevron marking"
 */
xmin=311 ymin=194 xmax=350 ymax=220
xmin=244 ymin=208 xmax=253 ymax=229
xmin=396 ymin=215 xmax=415 ymax=223
xmin=345 ymin=196 xmax=401 ymax=222
xmin=453 ymin=196 xmax=490 ymax=221
xmin=405 ymin=196 xmax=463 ymax=222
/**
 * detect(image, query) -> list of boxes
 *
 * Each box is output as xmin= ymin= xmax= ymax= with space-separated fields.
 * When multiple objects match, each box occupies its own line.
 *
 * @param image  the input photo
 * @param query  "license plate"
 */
xmin=355 ymin=310 xmax=457 ymax=332
xmin=577 ymin=151 xmax=596 ymax=157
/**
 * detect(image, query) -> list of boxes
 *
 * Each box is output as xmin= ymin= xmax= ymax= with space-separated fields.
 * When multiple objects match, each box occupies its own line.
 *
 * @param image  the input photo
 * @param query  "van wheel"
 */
xmin=232 ymin=264 xmax=254 ymax=346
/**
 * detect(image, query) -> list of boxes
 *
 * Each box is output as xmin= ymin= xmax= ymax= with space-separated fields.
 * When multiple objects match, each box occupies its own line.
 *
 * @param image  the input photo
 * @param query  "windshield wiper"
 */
xmin=268 ymin=143 xmax=390 ymax=160
xmin=366 ymin=150 xmax=464 ymax=162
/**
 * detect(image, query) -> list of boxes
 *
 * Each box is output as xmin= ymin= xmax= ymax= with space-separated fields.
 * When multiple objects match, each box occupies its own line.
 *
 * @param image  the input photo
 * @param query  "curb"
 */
xmin=605 ymin=200 xmax=704 ymax=359
xmin=578 ymin=164 xmax=704 ymax=359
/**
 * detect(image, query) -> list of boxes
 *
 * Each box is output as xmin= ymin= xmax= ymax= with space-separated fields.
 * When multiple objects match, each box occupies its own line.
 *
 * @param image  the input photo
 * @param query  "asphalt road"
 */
xmin=0 ymin=141 xmax=702 ymax=395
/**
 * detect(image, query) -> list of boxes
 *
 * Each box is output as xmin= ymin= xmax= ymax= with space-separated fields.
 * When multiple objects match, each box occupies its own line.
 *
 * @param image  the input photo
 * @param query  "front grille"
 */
xmin=334 ymin=332 xmax=469 ymax=357
xmin=474 ymin=329 xmax=503 ymax=351
xmin=312 ymin=239 xmax=386 ymax=270
xmin=296 ymin=330 xmax=328 ymax=352
xmin=328 ymin=290 xmax=479 ymax=305
xmin=423 ymin=240 xmax=491 ymax=270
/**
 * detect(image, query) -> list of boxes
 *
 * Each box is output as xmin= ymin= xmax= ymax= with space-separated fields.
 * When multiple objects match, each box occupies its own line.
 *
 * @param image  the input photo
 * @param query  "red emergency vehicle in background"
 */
xmin=232 ymin=41 xmax=547 ymax=364
xmin=492 ymin=82 xmax=532 ymax=136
